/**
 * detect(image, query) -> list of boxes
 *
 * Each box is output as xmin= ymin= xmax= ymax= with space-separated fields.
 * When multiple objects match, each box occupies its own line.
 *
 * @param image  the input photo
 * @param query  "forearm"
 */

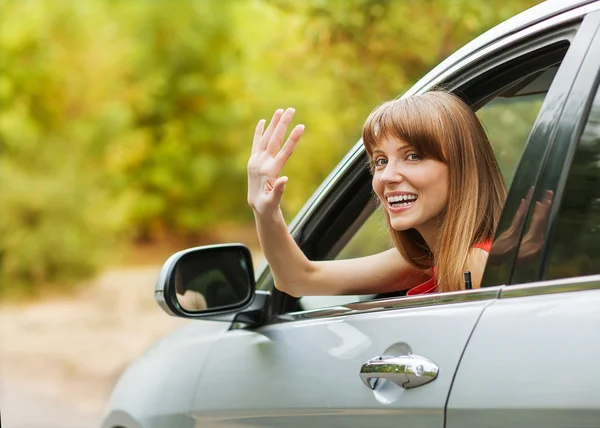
xmin=254 ymin=209 xmax=316 ymax=297
xmin=254 ymin=210 xmax=427 ymax=297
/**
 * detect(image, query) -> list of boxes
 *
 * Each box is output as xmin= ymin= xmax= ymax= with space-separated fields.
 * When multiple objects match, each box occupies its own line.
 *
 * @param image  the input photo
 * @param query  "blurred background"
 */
xmin=0 ymin=0 xmax=540 ymax=426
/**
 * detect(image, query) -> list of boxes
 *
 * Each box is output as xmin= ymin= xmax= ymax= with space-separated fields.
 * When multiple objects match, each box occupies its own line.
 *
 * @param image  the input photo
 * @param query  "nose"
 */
xmin=379 ymin=160 xmax=403 ymax=186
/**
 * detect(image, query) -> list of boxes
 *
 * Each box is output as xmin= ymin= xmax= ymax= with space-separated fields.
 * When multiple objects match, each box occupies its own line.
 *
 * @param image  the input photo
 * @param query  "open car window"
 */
xmin=297 ymin=35 xmax=573 ymax=312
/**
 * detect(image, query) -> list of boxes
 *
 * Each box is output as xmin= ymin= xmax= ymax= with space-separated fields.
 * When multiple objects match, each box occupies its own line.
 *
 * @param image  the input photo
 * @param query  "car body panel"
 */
xmin=187 ymin=300 xmax=493 ymax=428
xmin=100 ymin=321 xmax=229 ymax=428
xmin=447 ymin=281 xmax=600 ymax=427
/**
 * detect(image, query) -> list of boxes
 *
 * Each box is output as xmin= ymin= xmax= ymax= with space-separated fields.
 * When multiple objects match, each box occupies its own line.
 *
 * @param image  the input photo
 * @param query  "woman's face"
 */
xmin=371 ymin=135 xmax=449 ymax=237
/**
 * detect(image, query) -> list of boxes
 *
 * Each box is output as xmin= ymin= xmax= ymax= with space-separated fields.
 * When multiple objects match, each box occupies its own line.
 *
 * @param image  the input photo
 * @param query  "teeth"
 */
xmin=387 ymin=194 xmax=417 ymax=203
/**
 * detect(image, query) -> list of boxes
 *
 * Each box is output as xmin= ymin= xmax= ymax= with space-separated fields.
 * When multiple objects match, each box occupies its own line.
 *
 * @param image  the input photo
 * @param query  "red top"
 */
xmin=406 ymin=240 xmax=492 ymax=296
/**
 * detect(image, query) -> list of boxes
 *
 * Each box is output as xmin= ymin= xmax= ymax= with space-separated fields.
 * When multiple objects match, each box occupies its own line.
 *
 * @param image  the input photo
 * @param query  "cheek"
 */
xmin=432 ymin=168 xmax=450 ymax=202
xmin=372 ymin=175 xmax=383 ymax=195
xmin=420 ymin=164 xmax=449 ymax=200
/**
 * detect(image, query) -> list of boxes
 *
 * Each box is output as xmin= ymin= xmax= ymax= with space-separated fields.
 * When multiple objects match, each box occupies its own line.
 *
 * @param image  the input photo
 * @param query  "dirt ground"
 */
xmin=1 ymin=266 xmax=188 ymax=422
xmin=0 ymin=234 xmax=264 ymax=427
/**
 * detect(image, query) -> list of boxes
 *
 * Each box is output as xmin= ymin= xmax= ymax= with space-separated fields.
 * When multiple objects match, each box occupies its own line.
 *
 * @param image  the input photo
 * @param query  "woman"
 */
xmin=247 ymin=91 xmax=507 ymax=297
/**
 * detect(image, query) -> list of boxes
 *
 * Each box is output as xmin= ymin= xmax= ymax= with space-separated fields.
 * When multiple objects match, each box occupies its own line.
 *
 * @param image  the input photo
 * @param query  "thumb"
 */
xmin=273 ymin=176 xmax=288 ymax=199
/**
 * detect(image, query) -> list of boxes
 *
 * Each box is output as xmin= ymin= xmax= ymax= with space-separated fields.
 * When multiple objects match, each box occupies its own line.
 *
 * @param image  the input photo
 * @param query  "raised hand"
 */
xmin=247 ymin=108 xmax=305 ymax=218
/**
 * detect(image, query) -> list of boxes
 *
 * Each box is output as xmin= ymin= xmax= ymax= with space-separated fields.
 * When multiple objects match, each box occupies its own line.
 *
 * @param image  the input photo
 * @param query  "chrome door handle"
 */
xmin=359 ymin=354 xmax=439 ymax=390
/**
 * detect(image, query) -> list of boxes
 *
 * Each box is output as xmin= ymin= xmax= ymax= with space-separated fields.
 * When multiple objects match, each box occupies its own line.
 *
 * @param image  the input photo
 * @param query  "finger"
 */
xmin=542 ymin=196 xmax=553 ymax=211
xmin=275 ymin=124 xmax=305 ymax=169
xmin=533 ymin=200 xmax=544 ymax=217
xmin=262 ymin=109 xmax=284 ymax=148
xmin=251 ymin=119 xmax=266 ymax=155
xmin=515 ymin=198 xmax=526 ymax=218
xmin=507 ymin=198 xmax=526 ymax=232
xmin=267 ymin=107 xmax=295 ymax=156
xmin=272 ymin=176 xmax=288 ymax=201
xmin=530 ymin=201 xmax=549 ymax=236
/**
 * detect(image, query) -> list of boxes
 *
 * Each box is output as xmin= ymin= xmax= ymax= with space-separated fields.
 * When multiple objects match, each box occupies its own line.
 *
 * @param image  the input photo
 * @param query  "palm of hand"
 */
xmin=247 ymin=108 xmax=305 ymax=217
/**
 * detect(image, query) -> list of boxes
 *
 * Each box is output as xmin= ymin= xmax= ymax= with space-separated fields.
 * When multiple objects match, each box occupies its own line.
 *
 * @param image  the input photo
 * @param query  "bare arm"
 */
xmin=256 ymin=210 xmax=428 ymax=296
xmin=248 ymin=108 xmax=428 ymax=297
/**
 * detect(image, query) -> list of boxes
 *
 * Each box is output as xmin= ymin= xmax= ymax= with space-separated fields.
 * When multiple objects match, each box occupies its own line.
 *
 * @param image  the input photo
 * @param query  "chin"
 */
xmin=389 ymin=218 xmax=416 ymax=232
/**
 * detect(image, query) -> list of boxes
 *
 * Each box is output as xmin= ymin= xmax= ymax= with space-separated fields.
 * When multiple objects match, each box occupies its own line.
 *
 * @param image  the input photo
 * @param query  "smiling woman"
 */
xmin=362 ymin=92 xmax=506 ymax=293
xmin=247 ymin=91 xmax=507 ymax=297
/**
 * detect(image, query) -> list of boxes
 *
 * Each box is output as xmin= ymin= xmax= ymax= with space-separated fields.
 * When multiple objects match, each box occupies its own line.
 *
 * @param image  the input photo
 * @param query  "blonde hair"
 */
xmin=362 ymin=91 xmax=507 ymax=292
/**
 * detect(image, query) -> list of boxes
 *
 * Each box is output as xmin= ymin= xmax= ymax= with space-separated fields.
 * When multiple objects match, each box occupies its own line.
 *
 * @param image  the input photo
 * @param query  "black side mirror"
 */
xmin=155 ymin=243 xmax=258 ymax=319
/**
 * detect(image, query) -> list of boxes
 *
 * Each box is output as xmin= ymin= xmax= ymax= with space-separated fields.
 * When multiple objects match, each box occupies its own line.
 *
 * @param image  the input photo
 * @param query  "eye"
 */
xmin=372 ymin=157 xmax=388 ymax=169
xmin=406 ymin=152 xmax=421 ymax=161
xmin=368 ymin=157 xmax=387 ymax=174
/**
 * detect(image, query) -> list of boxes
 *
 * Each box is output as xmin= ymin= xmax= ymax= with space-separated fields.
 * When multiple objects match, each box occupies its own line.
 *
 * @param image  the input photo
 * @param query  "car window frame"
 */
xmin=509 ymin=9 xmax=600 ymax=286
xmin=482 ymin=13 xmax=600 ymax=287
xmin=257 ymin=9 xmax=597 ymax=321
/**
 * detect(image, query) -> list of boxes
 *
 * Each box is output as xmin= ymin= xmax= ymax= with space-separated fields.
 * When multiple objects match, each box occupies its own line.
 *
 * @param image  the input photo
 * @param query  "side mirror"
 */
xmin=154 ymin=243 xmax=258 ymax=320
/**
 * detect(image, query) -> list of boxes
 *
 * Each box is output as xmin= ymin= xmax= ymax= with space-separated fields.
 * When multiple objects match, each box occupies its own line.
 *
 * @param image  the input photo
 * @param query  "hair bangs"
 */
xmin=362 ymin=96 xmax=447 ymax=162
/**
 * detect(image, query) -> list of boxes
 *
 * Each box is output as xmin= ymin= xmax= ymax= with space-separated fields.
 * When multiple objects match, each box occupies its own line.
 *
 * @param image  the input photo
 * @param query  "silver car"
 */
xmin=101 ymin=1 xmax=600 ymax=427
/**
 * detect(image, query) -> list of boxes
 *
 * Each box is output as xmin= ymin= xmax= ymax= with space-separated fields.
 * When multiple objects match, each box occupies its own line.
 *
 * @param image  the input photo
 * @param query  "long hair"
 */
xmin=362 ymin=91 xmax=507 ymax=292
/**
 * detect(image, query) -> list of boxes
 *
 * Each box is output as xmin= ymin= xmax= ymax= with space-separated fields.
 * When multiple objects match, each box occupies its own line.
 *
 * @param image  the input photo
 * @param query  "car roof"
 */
xmin=406 ymin=0 xmax=596 ymax=96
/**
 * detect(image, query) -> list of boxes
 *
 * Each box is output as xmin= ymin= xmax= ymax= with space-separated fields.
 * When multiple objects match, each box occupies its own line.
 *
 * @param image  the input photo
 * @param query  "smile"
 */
xmin=386 ymin=194 xmax=417 ymax=211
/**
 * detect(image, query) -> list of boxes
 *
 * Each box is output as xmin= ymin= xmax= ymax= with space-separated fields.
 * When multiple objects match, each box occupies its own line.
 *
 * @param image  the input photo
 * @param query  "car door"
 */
xmin=448 ymin=8 xmax=600 ymax=428
xmin=190 ymin=295 xmax=492 ymax=428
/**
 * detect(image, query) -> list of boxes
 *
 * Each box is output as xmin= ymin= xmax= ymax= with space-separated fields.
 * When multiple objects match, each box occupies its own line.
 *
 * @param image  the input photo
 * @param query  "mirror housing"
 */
xmin=154 ymin=243 xmax=268 ymax=325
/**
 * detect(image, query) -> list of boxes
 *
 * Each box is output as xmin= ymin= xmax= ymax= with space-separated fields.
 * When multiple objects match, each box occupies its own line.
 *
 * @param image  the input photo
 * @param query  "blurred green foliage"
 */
xmin=477 ymin=94 xmax=545 ymax=187
xmin=0 ymin=0 xmax=540 ymax=296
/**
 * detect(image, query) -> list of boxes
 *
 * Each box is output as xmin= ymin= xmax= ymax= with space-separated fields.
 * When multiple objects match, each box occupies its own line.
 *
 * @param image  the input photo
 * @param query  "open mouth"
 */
xmin=387 ymin=194 xmax=417 ymax=207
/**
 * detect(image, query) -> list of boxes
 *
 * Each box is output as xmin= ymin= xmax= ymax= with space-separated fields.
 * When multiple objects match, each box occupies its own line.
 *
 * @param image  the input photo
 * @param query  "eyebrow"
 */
xmin=372 ymin=144 xmax=412 ymax=155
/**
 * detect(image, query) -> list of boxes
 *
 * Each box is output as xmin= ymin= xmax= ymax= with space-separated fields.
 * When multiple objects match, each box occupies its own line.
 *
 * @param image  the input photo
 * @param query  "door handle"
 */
xmin=359 ymin=354 xmax=439 ymax=390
